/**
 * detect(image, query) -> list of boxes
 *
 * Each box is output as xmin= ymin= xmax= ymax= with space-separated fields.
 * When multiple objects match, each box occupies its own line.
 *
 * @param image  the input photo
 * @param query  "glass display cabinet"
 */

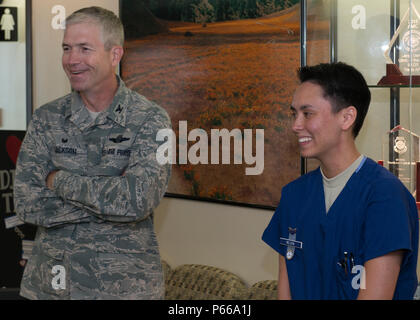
xmin=302 ymin=0 xmax=420 ymax=208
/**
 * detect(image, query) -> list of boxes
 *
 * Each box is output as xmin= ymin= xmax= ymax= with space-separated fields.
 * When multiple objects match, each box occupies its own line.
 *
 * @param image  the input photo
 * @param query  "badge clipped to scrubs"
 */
xmin=280 ymin=227 xmax=303 ymax=260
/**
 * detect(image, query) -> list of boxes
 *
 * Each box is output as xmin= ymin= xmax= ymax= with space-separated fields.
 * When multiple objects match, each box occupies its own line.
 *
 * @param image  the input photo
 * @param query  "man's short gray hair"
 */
xmin=66 ymin=6 xmax=124 ymax=50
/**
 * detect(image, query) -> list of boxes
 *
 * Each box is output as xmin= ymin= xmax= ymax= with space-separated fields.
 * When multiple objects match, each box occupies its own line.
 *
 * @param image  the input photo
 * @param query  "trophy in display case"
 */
xmin=382 ymin=125 xmax=420 ymax=201
xmin=378 ymin=1 xmax=420 ymax=85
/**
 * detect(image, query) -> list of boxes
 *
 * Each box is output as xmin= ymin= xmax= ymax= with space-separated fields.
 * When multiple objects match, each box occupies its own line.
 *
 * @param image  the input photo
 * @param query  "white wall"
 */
xmin=155 ymin=198 xmax=277 ymax=285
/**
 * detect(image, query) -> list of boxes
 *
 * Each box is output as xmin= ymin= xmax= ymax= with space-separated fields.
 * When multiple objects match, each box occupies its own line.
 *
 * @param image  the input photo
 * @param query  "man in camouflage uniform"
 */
xmin=13 ymin=7 xmax=171 ymax=299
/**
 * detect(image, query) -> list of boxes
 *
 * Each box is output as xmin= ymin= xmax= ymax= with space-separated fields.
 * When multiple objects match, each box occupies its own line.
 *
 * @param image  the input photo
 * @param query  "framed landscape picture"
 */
xmin=120 ymin=0 xmax=301 ymax=209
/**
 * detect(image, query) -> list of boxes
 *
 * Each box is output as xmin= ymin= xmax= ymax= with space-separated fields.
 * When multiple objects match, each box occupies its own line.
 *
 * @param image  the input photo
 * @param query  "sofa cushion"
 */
xmin=246 ymin=280 xmax=277 ymax=300
xmin=165 ymin=264 xmax=247 ymax=300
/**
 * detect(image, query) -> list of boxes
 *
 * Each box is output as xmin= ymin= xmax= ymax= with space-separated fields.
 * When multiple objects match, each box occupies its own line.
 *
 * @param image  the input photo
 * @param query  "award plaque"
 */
xmin=378 ymin=2 xmax=420 ymax=85
xmin=382 ymin=125 xmax=420 ymax=196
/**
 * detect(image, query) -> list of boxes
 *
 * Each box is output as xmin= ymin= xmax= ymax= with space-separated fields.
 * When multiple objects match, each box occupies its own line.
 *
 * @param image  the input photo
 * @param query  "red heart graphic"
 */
xmin=6 ymin=135 xmax=22 ymax=166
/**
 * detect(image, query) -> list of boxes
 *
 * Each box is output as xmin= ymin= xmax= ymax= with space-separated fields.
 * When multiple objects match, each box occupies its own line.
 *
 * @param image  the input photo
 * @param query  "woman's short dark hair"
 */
xmin=297 ymin=62 xmax=371 ymax=138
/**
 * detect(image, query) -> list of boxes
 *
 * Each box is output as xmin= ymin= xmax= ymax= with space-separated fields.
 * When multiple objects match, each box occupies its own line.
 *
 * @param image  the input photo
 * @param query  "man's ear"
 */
xmin=341 ymin=106 xmax=357 ymax=132
xmin=110 ymin=46 xmax=124 ymax=67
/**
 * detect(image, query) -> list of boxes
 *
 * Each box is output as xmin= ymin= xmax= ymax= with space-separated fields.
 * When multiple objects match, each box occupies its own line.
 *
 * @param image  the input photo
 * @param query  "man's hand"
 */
xmin=46 ymin=170 xmax=59 ymax=190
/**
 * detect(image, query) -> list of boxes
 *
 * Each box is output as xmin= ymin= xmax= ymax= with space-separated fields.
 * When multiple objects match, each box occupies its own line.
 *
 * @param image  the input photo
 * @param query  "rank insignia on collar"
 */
xmin=115 ymin=105 xmax=123 ymax=114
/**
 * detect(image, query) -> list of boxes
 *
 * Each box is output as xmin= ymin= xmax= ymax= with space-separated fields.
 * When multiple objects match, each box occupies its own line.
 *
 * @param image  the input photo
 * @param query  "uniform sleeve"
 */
xmin=14 ymin=112 xmax=91 ymax=228
xmin=262 ymin=189 xmax=287 ymax=257
xmin=362 ymin=178 xmax=416 ymax=264
xmin=52 ymin=109 xmax=172 ymax=223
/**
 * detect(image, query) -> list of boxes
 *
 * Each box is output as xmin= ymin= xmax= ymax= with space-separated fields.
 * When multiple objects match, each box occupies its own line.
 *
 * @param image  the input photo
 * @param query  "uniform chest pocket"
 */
xmin=335 ymin=252 xmax=364 ymax=299
xmin=101 ymin=132 xmax=135 ymax=167
xmin=51 ymin=135 xmax=87 ymax=170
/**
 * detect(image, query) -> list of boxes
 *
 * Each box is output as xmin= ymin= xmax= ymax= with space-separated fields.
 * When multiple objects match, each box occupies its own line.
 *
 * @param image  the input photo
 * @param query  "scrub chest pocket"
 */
xmin=335 ymin=252 xmax=364 ymax=299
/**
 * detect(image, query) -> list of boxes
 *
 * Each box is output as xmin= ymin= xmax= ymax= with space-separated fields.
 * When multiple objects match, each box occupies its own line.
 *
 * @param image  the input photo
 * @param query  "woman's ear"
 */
xmin=341 ymin=106 xmax=357 ymax=132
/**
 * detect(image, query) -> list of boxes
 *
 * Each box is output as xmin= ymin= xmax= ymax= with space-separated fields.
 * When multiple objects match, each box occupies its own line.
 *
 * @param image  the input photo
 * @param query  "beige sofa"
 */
xmin=162 ymin=261 xmax=420 ymax=300
xmin=162 ymin=261 xmax=277 ymax=300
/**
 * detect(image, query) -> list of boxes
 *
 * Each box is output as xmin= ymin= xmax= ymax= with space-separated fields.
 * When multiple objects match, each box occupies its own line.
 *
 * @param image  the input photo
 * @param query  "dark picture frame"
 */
xmin=119 ymin=0 xmax=302 ymax=210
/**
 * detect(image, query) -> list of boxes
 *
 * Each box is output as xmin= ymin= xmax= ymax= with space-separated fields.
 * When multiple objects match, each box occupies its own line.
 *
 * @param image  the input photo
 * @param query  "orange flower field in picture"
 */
xmin=122 ymin=4 xmax=304 ymax=208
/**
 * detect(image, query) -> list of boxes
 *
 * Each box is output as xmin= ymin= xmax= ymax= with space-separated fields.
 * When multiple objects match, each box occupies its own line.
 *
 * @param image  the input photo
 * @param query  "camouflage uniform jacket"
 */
xmin=14 ymin=77 xmax=171 ymax=300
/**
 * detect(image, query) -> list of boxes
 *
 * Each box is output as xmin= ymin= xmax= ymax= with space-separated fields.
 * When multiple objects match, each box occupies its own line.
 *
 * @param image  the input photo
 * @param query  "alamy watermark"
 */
xmin=351 ymin=265 xmax=366 ymax=290
xmin=51 ymin=265 xmax=66 ymax=290
xmin=156 ymin=121 xmax=264 ymax=176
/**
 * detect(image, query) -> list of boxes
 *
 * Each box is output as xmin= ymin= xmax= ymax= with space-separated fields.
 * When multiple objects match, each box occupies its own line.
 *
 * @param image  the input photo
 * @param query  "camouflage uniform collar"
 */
xmin=67 ymin=75 xmax=129 ymax=130
xmin=104 ymin=75 xmax=129 ymax=127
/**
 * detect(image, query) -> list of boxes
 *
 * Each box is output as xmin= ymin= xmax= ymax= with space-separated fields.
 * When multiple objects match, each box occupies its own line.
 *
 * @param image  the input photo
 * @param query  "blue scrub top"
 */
xmin=262 ymin=158 xmax=419 ymax=299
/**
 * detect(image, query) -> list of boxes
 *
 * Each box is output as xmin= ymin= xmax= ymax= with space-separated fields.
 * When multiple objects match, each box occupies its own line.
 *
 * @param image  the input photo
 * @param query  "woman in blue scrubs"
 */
xmin=262 ymin=62 xmax=419 ymax=300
